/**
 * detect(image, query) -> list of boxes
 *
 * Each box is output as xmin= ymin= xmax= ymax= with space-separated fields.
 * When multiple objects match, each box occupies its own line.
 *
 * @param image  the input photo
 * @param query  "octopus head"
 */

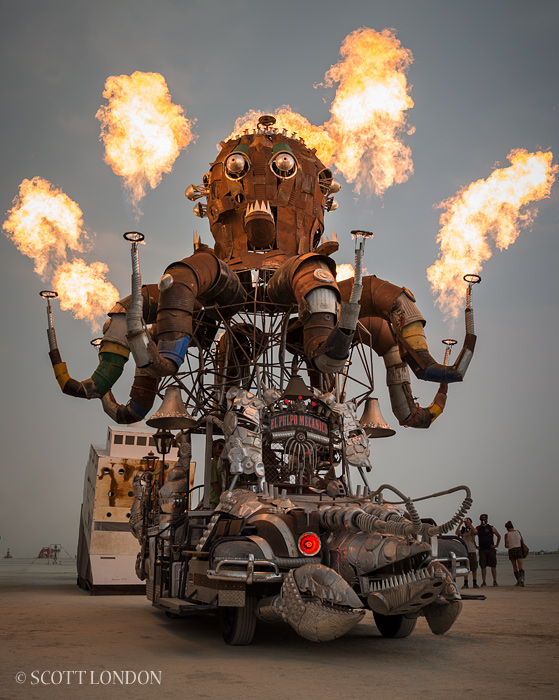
xmin=188 ymin=115 xmax=340 ymax=259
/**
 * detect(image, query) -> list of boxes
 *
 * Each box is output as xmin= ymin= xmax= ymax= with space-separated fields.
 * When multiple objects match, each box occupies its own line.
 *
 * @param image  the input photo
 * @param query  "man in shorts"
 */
xmin=456 ymin=517 xmax=479 ymax=588
xmin=475 ymin=514 xmax=501 ymax=587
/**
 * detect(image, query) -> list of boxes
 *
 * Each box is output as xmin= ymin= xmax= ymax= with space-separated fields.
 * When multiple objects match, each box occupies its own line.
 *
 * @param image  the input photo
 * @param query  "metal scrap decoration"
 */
xmin=38 ymin=114 xmax=480 ymax=643
xmin=10 ymin=26 xmax=553 ymax=645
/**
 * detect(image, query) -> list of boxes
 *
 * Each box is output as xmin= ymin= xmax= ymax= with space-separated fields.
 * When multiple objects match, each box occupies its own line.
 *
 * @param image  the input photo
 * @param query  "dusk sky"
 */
xmin=1 ymin=0 xmax=557 ymax=556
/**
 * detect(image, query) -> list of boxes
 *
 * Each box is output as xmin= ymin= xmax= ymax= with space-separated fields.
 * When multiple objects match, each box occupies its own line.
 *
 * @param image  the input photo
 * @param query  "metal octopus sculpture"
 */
xmin=45 ymin=114 xmax=478 ymax=430
xmin=42 ymin=115 xmax=480 ymax=644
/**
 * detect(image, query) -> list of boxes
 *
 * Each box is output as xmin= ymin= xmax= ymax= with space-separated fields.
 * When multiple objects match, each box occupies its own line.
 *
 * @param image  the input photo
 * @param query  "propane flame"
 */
xmin=52 ymin=259 xmax=119 ymax=331
xmin=3 ymin=177 xmax=87 ymax=277
xmin=336 ymin=263 xmax=368 ymax=281
xmin=336 ymin=264 xmax=355 ymax=282
xmin=96 ymin=71 xmax=195 ymax=215
xmin=227 ymin=27 xmax=414 ymax=196
xmin=323 ymin=27 xmax=414 ymax=195
xmin=3 ymin=177 xmax=119 ymax=329
xmin=230 ymin=108 xmax=338 ymax=165
xmin=427 ymin=149 xmax=557 ymax=318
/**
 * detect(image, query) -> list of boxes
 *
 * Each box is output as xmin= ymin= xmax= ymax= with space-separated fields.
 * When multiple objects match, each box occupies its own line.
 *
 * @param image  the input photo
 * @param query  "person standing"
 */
xmin=504 ymin=521 xmax=525 ymax=586
xmin=475 ymin=514 xmax=501 ymax=587
xmin=456 ymin=517 xmax=479 ymax=588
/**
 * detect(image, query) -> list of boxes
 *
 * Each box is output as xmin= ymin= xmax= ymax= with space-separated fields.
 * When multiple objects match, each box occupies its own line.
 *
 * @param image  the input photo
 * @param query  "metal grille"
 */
xmin=218 ymin=589 xmax=246 ymax=607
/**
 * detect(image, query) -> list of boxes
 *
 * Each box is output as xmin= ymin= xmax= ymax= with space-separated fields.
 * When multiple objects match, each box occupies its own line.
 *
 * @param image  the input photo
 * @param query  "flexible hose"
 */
xmin=318 ymin=483 xmax=471 ymax=538
xmin=369 ymin=484 xmax=473 ymax=537
xmin=366 ymin=484 xmax=423 ymax=533
xmin=46 ymin=300 xmax=58 ymax=352
xmin=465 ymin=282 xmax=475 ymax=335
xmin=350 ymin=240 xmax=364 ymax=304
xmin=128 ymin=240 xmax=143 ymax=336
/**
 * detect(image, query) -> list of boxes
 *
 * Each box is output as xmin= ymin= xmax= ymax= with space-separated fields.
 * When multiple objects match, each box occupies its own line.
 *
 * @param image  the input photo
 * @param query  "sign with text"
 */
xmin=269 ymin=413 xmax=329 ymax=436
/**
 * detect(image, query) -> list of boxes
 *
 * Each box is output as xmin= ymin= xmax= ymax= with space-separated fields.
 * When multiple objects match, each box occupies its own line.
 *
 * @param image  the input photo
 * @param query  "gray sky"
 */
xmin=1 ymin=0 xmax=557 ymax=556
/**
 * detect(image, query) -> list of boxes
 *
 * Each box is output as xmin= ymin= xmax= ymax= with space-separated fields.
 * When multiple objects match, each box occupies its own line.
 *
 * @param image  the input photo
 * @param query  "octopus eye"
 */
xmin=225 ymin=153 xmax=250 ymax=180
xmin=270 ymin=152 xmax=297 ymax=179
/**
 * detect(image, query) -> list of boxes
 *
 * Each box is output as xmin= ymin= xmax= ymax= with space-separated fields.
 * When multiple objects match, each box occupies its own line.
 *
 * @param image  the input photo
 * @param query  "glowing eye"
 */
xmin=298 ymin=532 xmax=321 ymax=557
xmin=225 ymin=153 xmax=249 ymax=180
xmin=270 ymin=152 xmax=297 ymax=179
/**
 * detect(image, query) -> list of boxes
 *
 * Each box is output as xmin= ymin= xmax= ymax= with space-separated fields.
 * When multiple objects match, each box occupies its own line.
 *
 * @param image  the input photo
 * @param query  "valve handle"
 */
xmin=351 ymin=229 xmax=374 ymax=238
xmin=123 ymin=231 xmax=145 ymax=243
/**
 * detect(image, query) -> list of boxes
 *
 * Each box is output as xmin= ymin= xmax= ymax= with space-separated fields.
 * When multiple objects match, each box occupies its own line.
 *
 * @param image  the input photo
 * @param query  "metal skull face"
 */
xmin=203 ymin=119 xmax=334 ymax=259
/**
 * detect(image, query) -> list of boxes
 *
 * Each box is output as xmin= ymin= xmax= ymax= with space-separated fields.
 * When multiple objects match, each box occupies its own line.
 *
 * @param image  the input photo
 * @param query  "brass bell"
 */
xmin=146 ymin=386 xmax=197 ymax=429
xmin=282 ymin=374 xmax=314 ymax=400
xmin=359 ymin=398 xmax=396 ymax=438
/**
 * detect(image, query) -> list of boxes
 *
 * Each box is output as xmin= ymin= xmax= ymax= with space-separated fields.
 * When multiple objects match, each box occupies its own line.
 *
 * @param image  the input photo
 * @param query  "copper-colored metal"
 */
xmin=268 ymin=254 xmax=338 ymax=305
xmin=338 ymin=274 xmax=404 ymax=320
xmin=354 ymin=317 xmax=395 ymax=357
xmin=198 ymin=258 xmax=247 ymax=319
xmin=157 ymin=251 xmax=246 ymax=340
xmin=359 ymin=398 xmax=396 ymax=438
xmin=146 ymin=386 xmax=196 ymax=429
xmin=282 ymin=374 xmax=314 ymax=400
xmin=206 ymin=129 xmax=328 ymax=260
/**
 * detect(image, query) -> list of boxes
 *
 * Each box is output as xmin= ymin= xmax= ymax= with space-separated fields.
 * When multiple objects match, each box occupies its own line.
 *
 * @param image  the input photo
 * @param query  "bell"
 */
xmin=146 ymin=386 xmax=197 ymax=429
xmin=359 ymin=398 xmax=396 ymax=438
xmin=282 ymin=374 xmax=314 ymax=400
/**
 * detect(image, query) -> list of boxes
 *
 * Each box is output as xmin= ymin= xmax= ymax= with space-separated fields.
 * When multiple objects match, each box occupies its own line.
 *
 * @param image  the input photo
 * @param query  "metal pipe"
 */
xmin=41 ymin=290 xmax=59 ymax=352
xmin=124 ymin=231 xmax=152 ymax=368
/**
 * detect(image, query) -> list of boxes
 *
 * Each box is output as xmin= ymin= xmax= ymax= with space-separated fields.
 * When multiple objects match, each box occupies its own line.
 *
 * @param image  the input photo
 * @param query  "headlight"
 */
xmin=270 ymin=151 xmax=297 ymax=179
xmin=225 ymin=152 xmax=250 ymax=180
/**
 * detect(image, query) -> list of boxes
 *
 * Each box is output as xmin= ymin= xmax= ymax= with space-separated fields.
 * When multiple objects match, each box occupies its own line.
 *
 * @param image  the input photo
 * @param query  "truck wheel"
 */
xmin=373 ymin=612 xmax=417 ymax=638
xmin=219 ymin=596 xmax=257 ymax=646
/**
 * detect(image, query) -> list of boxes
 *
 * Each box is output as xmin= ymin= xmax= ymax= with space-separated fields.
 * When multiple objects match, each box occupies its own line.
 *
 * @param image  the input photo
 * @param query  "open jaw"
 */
xmin=245 ymin=200 xmax=274 ymax=223
xmin=367 ymin=565 xmax=449 ymax=615
xmin=244 ymin=200 xmax=276 ymax=249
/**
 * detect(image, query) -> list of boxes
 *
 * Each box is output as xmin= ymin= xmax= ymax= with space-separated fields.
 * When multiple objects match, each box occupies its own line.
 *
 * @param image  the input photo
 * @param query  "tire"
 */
xmin=373 ymin=612 xmax=417 ymax=638
xmin=218 ymin=596 xmax=257 ymax=646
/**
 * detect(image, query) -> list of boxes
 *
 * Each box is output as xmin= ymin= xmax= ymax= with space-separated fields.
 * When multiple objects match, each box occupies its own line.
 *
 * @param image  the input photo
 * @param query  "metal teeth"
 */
xmin=371 ymin=569 xmax=433 ymax=591
xmin=245 ymin=200 xmax=273 ymax=218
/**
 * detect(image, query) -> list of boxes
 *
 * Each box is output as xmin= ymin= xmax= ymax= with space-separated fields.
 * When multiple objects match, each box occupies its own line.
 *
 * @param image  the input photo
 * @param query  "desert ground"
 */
xmin=1 ymin=554 xmax=558 ymax=700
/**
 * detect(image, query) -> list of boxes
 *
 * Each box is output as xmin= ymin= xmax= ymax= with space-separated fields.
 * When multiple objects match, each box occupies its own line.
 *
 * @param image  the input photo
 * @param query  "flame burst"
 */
xmin=336 ymin=263 xmax=355 ymax=282
xmin=336 ymin=263 xmax=369 ymax=282
xmin=428 ymin=149 xmax=557 ymax=318
xmin=3 ymin=177 xmax=86 ymax=277
xmin=53 ymin=259 xmax=119 ymax=330
xmin=230 ymin=108 xmax=338 ymax=165
xmin=323 ymin=27 xmax=414 ymax=195
xmin=227 ymin=27 xmax=414 ymax=196
xmin=96 ymin=71 xmax=195 ymax=214
xmin=3 ymin=177 xmax=119 ymax=329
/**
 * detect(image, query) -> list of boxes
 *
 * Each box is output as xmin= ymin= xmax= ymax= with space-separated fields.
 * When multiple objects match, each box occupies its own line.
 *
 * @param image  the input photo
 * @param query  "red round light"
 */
xmin=298 ymin=532 xmax=321 ymax=557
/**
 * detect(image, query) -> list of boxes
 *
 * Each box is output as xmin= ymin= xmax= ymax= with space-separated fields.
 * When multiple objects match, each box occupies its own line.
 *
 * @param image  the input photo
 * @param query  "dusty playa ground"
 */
xmin=1 ymin=554 xmax=558 ymax=700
